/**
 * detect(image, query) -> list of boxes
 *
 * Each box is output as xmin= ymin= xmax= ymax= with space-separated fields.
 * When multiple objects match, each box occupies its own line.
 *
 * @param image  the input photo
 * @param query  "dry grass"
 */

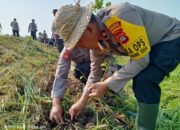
xmin=0 ymin=35 xmax=179 ymax=130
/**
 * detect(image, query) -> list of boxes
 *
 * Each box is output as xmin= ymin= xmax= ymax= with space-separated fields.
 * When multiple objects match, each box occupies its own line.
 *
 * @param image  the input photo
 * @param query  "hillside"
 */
xmin=0 ymin=35 xmax=59 ymax=129
xmin=0 ymin=35 xmax=180 ymax=130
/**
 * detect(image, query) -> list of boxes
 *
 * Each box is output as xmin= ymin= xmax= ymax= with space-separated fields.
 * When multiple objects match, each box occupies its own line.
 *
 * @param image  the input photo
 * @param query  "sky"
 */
xmin=0 ymin=0 xmax=180 ymax=37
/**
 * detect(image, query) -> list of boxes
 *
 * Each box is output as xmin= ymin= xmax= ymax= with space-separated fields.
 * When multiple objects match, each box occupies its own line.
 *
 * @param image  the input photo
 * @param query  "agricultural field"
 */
xmin=0 ymin=35 xmax=179 ymax=130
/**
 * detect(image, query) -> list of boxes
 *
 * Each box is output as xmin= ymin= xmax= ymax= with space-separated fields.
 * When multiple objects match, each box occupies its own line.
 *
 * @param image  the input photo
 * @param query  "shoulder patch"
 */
xmin=63 ymin=49 xmax=71 ymax=60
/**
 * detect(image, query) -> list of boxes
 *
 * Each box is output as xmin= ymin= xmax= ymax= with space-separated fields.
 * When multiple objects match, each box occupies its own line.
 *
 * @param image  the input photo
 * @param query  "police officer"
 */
xmin=49 ymin=46 xmax=119 ymax=124
xmin=49 ymin=46 xmax=91 ymax=123
xmin=52 ymin=2 xmax=180 ymax=130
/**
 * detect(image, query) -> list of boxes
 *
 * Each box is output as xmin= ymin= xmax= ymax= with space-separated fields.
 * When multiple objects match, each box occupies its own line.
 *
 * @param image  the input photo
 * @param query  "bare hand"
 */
xmin=49 ymin=104 xmax=64 ymax=124
xmin=69 ymin=101 xmax=84 ymax=121
xmin=88 ymin=82 xmax=108 ymax=97
xmin=49 ymin=98 xmax=64 ymax=124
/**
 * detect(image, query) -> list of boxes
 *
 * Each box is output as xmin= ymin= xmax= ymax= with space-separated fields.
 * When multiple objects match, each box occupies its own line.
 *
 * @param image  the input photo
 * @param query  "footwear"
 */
xmin=136 ymin=101 xmax=159 ymax=130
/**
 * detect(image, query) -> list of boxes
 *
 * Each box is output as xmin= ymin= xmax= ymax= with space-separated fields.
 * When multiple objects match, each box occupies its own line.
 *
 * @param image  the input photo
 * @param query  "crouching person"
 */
xmin=52 ymin=2 xmax=180 ymax=130
xmin=49 ymin=46 xmax=120 ymax=123
xmin=49 ymin=47 xmax=91 ymax=123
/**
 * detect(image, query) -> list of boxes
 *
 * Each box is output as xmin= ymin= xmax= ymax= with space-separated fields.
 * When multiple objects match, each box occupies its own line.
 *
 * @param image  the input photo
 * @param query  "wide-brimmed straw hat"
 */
xmin=52 ymin=3 xmax=93 ymax=49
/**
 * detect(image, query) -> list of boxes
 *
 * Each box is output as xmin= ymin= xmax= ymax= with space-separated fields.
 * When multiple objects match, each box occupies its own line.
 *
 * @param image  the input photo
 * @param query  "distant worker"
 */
xmin=51 ymin=9 xmax=64 ymax=52
xmin=10 ymin=18 xmax=20 ymax=37
xmin=28 ymin=19 xmax=38 ymax=40
xmin=42 ymin=30 xmax=48 ymax=43
xmin=37 ymin=32 xmax=44 ymax=43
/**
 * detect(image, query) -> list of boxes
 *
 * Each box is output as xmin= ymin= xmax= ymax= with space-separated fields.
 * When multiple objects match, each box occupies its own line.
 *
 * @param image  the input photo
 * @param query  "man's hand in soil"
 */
xmin=69 ymin=82 xmax=109 ymax=120
xmin=49 ymin=98 xmax=64 ymax=124
xmin=68 ymin=83 xmax=93 ymax=121
xmin=88 ymin=81 xmax=109 ymax=97
xmin=69 ymin=101 xmax=85 ymax=121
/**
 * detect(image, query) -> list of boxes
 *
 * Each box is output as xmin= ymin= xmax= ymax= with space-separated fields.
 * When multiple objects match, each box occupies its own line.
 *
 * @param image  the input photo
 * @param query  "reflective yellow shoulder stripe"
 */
xmin=105 ymin=16 xmax=151 ymax=61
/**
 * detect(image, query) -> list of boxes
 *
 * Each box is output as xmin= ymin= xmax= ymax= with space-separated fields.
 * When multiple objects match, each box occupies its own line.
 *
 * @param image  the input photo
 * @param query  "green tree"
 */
xmin=93 ymin=0 xmax=104 ymax=12
xmin=106 ymin=1 xmax=111 ymax=7
xmin=93 ymin=0 xmax=112 ymax=12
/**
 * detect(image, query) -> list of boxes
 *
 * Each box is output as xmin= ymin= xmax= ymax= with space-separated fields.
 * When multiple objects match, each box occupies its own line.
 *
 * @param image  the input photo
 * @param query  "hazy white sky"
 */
xmin=0 ymin=0 xmax=180 ymax=37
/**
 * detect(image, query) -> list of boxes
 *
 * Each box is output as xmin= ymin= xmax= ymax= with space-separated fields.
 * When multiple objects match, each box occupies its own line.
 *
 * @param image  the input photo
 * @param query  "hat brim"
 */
xmin=64 ymin=4 xmax=93 ymax=49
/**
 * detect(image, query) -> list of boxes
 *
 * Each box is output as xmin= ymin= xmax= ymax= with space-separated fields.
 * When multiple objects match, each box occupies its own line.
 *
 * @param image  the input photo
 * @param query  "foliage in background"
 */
xmin=105 ymin=2 xmax=111 ymax=7
xmin=0 ymin=35 xmax=58 ymax=130
xmin=93 ymin=0 xmax=112 ymax=12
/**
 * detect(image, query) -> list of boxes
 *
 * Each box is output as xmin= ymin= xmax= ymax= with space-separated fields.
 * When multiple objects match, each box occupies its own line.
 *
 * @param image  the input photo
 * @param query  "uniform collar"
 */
xmin=95 ymin=15 xmax=128 ymax=56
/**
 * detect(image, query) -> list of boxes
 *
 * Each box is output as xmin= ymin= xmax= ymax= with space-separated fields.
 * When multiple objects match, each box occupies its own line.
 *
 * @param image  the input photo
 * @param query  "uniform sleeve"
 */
xmin=86 ymin=49 xmax=105 ymax=85
xmin=105 ymin=54 xmax=149 ymax=92
xmin=114 ymin=3 xmax=144 ymax=26
xmin=51 ymin=48 xmax=71 ymax=98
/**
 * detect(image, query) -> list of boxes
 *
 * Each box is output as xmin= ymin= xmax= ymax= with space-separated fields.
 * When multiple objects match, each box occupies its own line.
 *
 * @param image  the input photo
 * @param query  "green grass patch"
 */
xmin=0 ymin=35 xmax=179 ymax=130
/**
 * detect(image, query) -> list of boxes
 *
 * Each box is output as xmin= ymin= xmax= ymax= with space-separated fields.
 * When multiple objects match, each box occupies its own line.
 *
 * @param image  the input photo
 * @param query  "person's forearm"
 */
xmin=52 ymin=97 xmax=62 ymax=106
xmin=105 ymin=54 xmax=149 ymax=92
xmin=78 ymin=86 xmax=91 ymax=105
xmin=79 ymin=92 xmax=89 ymax=105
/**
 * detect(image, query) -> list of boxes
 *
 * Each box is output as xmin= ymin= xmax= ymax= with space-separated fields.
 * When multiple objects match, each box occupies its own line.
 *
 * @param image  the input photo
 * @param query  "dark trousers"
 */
xmin=12 ymin=30 xmax=20 ymax=37
xmin=55 ymin=38 xmax=64 ymax=52
xmin=133 ymin=38 xmax=180 ymax=104
xmin=31 ymin=31 xmax=37 ymax=40
xmin=74 ymin=62 xmax=91 ymax=84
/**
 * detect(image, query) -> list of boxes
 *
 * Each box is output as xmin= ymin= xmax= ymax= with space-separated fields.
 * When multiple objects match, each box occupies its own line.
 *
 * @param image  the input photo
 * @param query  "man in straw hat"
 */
xmin=51 ymin=2 xmax=180 ymax=130
xmin=0 ymin=22 xmax=2 ymax=33
xmin=49 ymin=46 xmax=121 ymax=124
